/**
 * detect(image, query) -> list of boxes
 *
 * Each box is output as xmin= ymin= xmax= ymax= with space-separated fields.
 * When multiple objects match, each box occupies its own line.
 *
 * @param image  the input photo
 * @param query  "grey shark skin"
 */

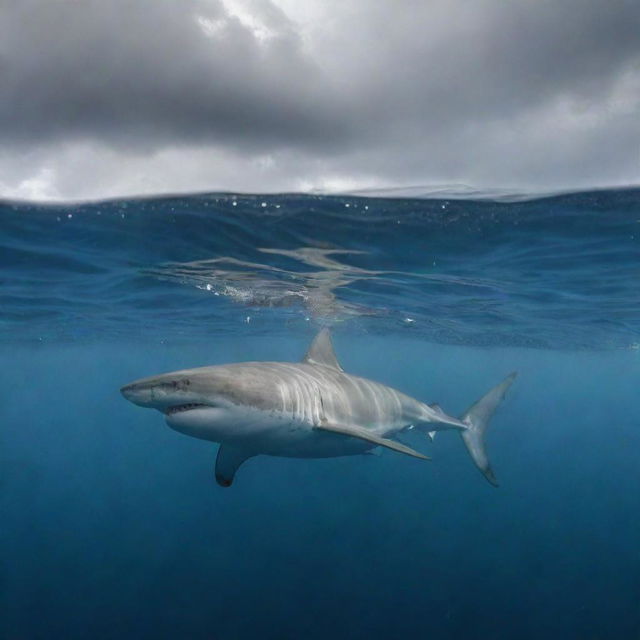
xmin=121 ymin=330 xmax=516 ymax=487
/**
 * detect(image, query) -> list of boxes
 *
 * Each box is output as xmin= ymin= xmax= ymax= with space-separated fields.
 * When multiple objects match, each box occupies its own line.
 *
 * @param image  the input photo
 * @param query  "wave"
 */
xmin=0 ymin=188 xmax=638 ymax=349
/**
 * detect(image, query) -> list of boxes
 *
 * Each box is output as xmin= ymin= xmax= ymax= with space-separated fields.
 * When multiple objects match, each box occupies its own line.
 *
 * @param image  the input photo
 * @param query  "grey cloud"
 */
xmin=0 ymin=0 xmax=638 ymax=200
xmin=0 ymin=0 xmax=349 ymax=151
xmin=325 ymin=1 xmax=640 ymax=137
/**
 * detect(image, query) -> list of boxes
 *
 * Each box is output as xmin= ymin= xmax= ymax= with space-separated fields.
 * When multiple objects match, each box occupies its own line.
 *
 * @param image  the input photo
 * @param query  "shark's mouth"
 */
xmin=165 ymin=403 xmax=209 ymax=416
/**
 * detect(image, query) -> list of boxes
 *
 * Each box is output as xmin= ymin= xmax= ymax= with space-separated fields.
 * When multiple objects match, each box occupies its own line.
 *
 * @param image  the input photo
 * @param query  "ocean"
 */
xmin=1 ymin=189 xmax=639 ymax=639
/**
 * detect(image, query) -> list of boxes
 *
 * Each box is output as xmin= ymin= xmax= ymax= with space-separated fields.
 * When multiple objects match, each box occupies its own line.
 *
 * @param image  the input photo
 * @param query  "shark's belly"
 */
xmin=166 ymin=405 xmax=383 ymax=458
xmin=226 ymin=412 xmax=401 ymax=459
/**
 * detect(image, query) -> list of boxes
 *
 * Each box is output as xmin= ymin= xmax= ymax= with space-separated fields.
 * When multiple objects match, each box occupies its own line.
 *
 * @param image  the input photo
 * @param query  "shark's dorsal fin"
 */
xmin=302 ymin=328 xmax=343 ymax=371
xmin=215 ymin=445 xmax=255 ymax=487
xmin=314 ymin=422 xmax=430 ymax=460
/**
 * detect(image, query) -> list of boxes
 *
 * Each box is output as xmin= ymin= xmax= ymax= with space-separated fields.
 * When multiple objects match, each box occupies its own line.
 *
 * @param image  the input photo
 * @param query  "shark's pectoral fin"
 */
xmin=215 ymin=445 xmax=255 ymax=487
xmin=313 ymin=423 xmax=430 ymax=460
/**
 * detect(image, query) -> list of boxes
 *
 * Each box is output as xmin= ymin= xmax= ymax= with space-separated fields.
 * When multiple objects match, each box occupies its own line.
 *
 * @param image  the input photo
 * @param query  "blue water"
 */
xmin=1 ymin=189 xmax=639 ymax=638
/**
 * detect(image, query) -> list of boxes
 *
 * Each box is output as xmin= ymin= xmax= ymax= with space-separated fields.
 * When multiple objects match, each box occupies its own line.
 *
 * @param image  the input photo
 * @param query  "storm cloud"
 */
xmin=1 ymin=0 xmax=639 ymax=200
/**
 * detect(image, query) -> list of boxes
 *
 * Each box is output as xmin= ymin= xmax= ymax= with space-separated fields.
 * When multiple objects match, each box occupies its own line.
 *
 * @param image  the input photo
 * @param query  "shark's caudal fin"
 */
xmin=460 ymin=373 xmax=517 ymax=487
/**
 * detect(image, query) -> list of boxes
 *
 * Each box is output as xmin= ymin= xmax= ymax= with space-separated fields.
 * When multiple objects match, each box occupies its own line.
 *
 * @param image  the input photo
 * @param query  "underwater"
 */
xmin=1 ymin=188 xmax=639 ymax=639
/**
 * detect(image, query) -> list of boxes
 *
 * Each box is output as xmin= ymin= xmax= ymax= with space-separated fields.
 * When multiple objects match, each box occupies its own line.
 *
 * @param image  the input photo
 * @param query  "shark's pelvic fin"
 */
xmin=215 ymin=445 xmax=255 ymax=487
xmin=314 ymin=422 xmax=430 ymax=460
xmin=303 ymin=328 xmax=343 ymax=371
xmin=460 ymin=372 xmax=517 ymax=487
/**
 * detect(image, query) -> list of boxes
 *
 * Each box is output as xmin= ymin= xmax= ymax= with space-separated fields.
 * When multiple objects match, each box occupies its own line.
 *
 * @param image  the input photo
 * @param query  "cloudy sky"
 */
xmin=1 ymin=0 xmax=639 ymax=201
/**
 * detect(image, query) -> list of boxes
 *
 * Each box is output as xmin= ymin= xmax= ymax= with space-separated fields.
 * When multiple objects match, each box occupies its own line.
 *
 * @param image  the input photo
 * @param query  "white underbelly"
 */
xmin=165 ymin=405 xmax=381 ymax=458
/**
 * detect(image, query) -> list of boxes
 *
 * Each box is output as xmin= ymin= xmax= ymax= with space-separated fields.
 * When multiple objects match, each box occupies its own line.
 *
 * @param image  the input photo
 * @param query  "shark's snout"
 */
xmin=120 ymin=372 xmax=203 ymax=410
xmin=120 ymin=382 xmax=137 ymax=401
xmin=120 ymin=380 xmax=156 ymax=407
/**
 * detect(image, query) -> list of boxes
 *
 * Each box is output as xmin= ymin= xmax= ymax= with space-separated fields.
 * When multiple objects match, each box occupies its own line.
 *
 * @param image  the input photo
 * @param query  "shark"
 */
xmin=121 ymin=329 xmax=516 ymax=487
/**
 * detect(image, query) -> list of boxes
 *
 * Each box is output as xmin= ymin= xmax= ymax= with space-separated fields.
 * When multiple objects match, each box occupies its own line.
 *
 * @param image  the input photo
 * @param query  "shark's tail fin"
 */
xmin=460 ymin=373 xmax=517 ymax=487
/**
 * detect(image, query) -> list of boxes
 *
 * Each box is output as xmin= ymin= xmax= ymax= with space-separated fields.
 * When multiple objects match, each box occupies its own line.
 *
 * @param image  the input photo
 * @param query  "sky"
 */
xmin=1 ymin=0 xmax=639 ymax=201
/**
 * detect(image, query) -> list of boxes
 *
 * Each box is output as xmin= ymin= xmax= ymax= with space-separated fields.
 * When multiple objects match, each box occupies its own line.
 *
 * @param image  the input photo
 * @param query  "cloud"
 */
xmin=1 ymin=0 xmax=639 ymax=200
xmin=1 ymin=0 xmax=349 ymax=149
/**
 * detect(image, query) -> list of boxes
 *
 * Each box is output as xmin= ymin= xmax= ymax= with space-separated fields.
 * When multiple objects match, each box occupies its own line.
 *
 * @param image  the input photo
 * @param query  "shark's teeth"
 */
xmin=165 ymin=403 xmax=208 ymax=415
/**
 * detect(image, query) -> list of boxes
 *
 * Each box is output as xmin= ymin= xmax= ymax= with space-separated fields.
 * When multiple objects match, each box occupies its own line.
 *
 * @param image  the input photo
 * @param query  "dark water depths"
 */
xmin=1 ymin=189 xmax=639 ymax=638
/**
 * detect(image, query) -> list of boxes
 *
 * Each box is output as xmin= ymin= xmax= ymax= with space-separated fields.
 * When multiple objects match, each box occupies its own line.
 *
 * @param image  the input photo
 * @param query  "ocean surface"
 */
xmin=1 ymin=188 xmax=639 ymax=639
